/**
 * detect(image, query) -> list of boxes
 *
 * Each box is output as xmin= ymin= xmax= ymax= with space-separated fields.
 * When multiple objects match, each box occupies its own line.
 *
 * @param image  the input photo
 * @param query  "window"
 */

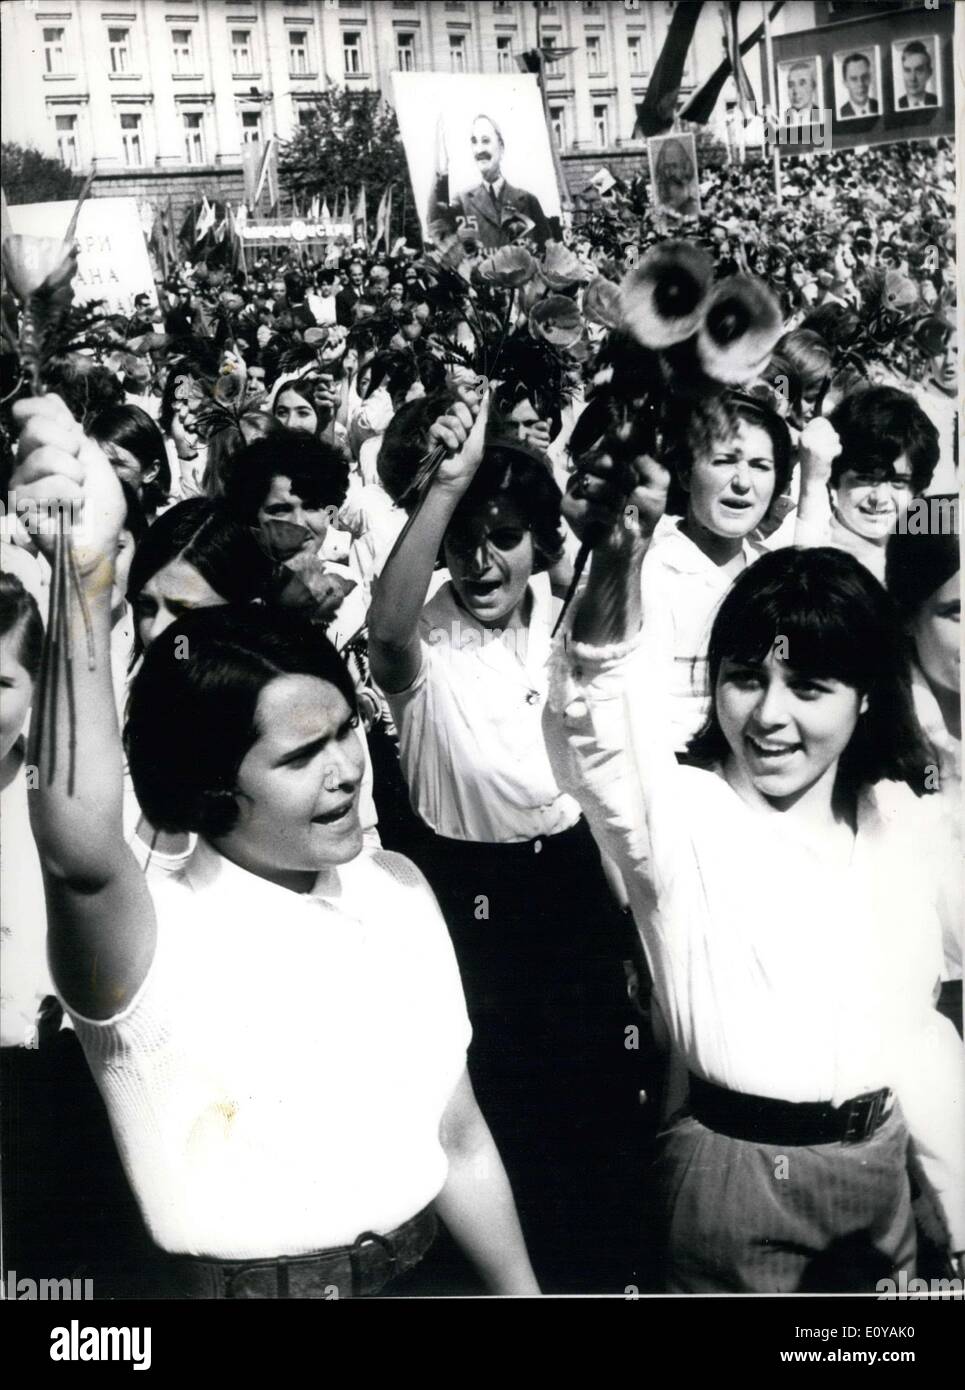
xmin=583 ymin=1 xmax=600 ymax=11
xmin=628 ymin=34 xmax=645 ymax=75
xmin=241 ymin=110 xmax=263 ymax=144
xmin=289 ymin=29 xmax=309 ymax=75
xmin=183 ymin=111 xmax=206 ymax=164
xmin=120 ymin=111 xmax=143 ymax=166
xmin=396 ymin=33 xmax=415 ymax=71
xmin=231 ymin=29 xmax=253 ymax=75
xmin=54 ymin=113 xmax=78 ymax=167
xmin=549 ymin=105 xmax=566 ymax=151
xmin=593 ymin=103 xmax=609 ymax=147
xmin=171 ymin=28 xmax=194 ymax=74
xmin=586 ymin=34 xmax=603 ymax=76
xmin=43 ymin=26 xmax=66 ymax=75
xmin=493 ymin=2 xmax=512 ymax=11
xmin=108 ymin=27 xmax=130 ymax=74
xmin=297 ymin=106 xmax=314 ymax=128
xmin=343 ymin=31 xmax=362 ymax=74
xmin=449 ymin=34 xmax=466 ymax=72
xmin=496 ymin=35 xmax=513 ymax=72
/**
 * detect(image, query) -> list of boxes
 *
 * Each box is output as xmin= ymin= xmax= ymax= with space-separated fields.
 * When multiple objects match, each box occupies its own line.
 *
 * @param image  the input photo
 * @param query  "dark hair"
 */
xmin=447 ymin=441 xmax=564 ymax=574
xmin=0 ymin=571 xmax=43 ymax=682
xmin=360 ymin=348 xmax=419 ymax=407
xmin=687 ymin=547 xmax=933 ymax=796
xmin=46 ymin=358 xmax=124 ymax=425
xmin=158 ymin=351 xmax=220 ymax=433
xmin=800 ymin=303 xmax=861 ymax=352
xmin=127 ymin=498 xmax=273 ymax=653
xmin=842 ymin=52 xmax=870 ymax=77
xmin=662 ymin=390 xmax=794 ymax=518
xmin=377 ymin=392 xmax=454 ymax=508
xmin=221 ymin=432 xmax=350 ymax=524
xmin=271 ymin=377 xmax=319 ymax=425
xmin=125 ymin=606 xmax=358 ymax=837
xmin=828 ymin=385 xmax=939 ymax=494
xmin=902 ymin=40 xmax=931 ymax=68
xmin=204 ymin=411 xmax=285 ymax=499
xmin=885 ymin=499 xmax=960 ymax=622
xmin=774 ymin=328 xmax=832 ymax=401
xmin=88 ymin=403 xmax=172 ymax=516
xmin=119 ymin=479 xmax=149 ymax=549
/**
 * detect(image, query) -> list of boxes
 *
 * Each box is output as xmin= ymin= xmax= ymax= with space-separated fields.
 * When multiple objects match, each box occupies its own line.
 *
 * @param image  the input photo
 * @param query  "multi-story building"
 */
xmin=1 ymin=1 xmax=817 ymax=215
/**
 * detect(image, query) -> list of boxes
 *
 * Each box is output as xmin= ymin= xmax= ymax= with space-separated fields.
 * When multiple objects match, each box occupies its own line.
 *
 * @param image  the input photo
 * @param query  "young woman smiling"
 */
xmin=10 ymin=393 xmax=537 ymax=1299
xmin=543 ymin=441 xmax=964 ymax=1292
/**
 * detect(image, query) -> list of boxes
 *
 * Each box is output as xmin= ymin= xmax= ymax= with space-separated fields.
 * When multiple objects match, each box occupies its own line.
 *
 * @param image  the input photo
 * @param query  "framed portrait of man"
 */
xmin=777 ymin=56 xmax=825 ymax=130
xmin=647 ymin=133 xmax=700 ymax=221
xmin=391 ymin=71 xmax=562 ymax=251
xmin=833 ymin=46 xmax=882 ymax=121
xmin=891 ymin=36 xmax=942 ymax=111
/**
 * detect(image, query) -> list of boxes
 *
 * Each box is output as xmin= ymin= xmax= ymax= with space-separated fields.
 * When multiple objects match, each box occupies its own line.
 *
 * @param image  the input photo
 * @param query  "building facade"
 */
xmin=1 ymin=0 xmax=817 ymax=214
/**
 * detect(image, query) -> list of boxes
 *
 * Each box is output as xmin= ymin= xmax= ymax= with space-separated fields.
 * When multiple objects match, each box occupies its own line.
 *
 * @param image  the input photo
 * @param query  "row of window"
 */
xmin=42 ymin=20 xmax=649 ymax=83
xmin=54 ymin=107 xmax=268 ymax=171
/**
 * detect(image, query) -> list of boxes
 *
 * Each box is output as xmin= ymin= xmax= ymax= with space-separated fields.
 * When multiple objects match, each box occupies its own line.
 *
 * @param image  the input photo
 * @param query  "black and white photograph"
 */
xmin=833 ymin=45 xmax=882 ymax=121
xmin=0 ymin=0 xmax=961 ymax=1355
xmin=391 ymin=71 xmax=560 ymax=250
xmin=777 ymin=54 xmax=826 ymax=130
xmin=647 ymin=132 xmax=701 ymax=219
xmin=891 ymin=35 xmax=943 ymax=112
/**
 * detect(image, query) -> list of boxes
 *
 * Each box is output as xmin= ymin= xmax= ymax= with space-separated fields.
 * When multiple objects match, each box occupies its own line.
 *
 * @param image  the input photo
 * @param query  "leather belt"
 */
xmin=689 ymin=1074 xmax=895 ymax=1148
xmin=170 ymin=1205 xmax=437 ymax=1299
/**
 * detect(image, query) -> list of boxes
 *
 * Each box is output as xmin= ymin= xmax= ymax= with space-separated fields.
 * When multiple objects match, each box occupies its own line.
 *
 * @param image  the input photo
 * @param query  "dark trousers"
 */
xmin=651 ymin=1105 xmax=916 ymax=1293
xmin=404 ymin=818 xmax=654 ymax=1293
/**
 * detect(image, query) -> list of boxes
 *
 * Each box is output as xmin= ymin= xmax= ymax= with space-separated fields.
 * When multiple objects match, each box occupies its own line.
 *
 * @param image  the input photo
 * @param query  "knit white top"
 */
xmin=66 ymin=842 xmax=471 ymax=1259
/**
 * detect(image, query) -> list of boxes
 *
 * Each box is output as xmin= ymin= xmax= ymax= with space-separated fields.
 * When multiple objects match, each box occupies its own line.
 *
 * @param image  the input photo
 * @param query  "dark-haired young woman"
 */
xmin=368 ymin=390 xmax=644 ymax=1292
xmin=544 ymin=445 xmax=964 ymax=1292
xmin=88 ymin=404 xmax=172 ymax=520
xmin=11 ymin=393 xmax=538 ymax=1299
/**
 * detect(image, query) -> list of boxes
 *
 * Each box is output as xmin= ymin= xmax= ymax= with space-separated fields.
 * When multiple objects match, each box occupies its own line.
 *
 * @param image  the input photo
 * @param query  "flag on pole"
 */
xmin=354 ymin=185 xmax=368 ymax=246
xmin=341 ymin=187 xmax=352 ymax=225
xmin=253 ymin=135 xmax=278 ymax=208
xmin=165 ymin=194 xmax=178 ymax=266
xmin=320 ymin=197 xmax=332 ymax=225
xmin=374 ymin=186 xmax=391 ymax=249
xmin=722 ymin=1 xmax=757 ymax=115
xmin=309 ymin=193 xmax=321 ymax=221
xmin=383 ymin=185 xmax=393 ymax=252
xmin=633 ymin=1 xmax=705 ymax=137
xmin=195 ymin=194 xmax=216 ymax=243
xmin=680 ymin=0 xmax=784 ymax=124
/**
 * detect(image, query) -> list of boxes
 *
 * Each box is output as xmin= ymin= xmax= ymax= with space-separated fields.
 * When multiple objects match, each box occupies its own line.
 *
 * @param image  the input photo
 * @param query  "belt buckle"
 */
xmin=842 ymin=1089 xmax=883 ymax=1144
xmin=350 ymin=1230 xmax=397 ymax=1296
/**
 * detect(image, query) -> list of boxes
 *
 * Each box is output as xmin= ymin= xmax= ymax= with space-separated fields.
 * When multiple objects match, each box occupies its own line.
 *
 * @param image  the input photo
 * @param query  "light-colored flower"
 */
xmin=696 ymin=275 xmax=783 ymax=385
xmin=528 ymin=295 xmax=583 ymax=351
xmin=476 ymin=245 xmax=538 ymax=288
xmin=582 ymin=276 xmax=622 ymax=330
xmin=539 ymin=241 xmax=590 ymax=291
xmin=621 ymin=240 xmax=713 ymax=348
xmin=1 ymin=234 xmax=75 ymax=301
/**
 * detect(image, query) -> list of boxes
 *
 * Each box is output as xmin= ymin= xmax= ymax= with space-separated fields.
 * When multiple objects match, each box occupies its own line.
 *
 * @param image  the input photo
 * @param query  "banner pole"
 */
xmin=762 ymin=0 xmax=782 ymax=208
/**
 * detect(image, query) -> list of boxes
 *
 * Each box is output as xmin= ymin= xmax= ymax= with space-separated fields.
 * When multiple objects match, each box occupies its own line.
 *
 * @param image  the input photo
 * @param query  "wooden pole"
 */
xmin=762 ymin=0 xmax=782 ymax=207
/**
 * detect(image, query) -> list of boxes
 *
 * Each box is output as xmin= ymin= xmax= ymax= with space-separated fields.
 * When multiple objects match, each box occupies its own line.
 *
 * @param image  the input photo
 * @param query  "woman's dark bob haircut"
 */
xmin=222 ymin=432 xmax=350 ymax=524
xmin=447 ymin=440 xmax=565 ymax=574
xmin=126 ymin=605 xmax=358 ymax=839
xmin=88 ymin=403 xmax=172 ymax=515
xmin=127 ymin=498 xmax=274 ymax=655
xmin=687 ymin=546 xmax=933 ymax=796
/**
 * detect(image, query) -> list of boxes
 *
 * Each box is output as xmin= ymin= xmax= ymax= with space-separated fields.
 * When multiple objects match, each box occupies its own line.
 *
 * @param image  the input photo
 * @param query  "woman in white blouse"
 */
xmin=544 ymin=443 xmax=964 ymax=1292
xmin=368 ymin=389 xmax=643 ymax=1292
xmin=11 ymin=394 xmax=538 ymax=1299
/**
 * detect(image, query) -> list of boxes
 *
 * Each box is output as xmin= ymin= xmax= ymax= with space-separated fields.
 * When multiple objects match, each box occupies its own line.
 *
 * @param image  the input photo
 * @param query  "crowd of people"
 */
xmin=0 ymin=134 xmax=960 ymax=1299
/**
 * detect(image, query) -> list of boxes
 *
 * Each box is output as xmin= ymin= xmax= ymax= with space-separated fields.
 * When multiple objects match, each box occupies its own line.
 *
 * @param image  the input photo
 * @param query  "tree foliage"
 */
xmin=1 ymin=143 xmax=86 ymax=206
xmin=279 ymin=89 xmax=420 ymax=244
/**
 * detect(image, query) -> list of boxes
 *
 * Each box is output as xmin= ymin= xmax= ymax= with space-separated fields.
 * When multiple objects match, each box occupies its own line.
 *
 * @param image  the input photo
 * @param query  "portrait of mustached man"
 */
xmin=428 ymin=112 xmax=552 ymax=251
xmin=652 ymin=137 xmax=699 ymax=218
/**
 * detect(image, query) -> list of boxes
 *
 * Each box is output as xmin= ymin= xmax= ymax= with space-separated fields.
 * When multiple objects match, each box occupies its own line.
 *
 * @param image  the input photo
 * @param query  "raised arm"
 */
xmin=367 ymin=389 xmax=489 ymax=693
xmin=11 ymin=395 xmax=157 ymax=1021
xmin=792 ymin=416 xmax=840 ymax=546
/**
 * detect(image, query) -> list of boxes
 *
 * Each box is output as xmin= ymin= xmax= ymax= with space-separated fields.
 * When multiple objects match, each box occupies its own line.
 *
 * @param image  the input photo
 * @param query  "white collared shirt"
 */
xmin=639 ymin=517 xmax=768 ymax=751
xmin=543 ymin=635 xmax=965 ymax=1248
xmin=67 ymin=842 xmax=471 ymax=1258
xmin=383 ymin=575 xmax=580 ymax=843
